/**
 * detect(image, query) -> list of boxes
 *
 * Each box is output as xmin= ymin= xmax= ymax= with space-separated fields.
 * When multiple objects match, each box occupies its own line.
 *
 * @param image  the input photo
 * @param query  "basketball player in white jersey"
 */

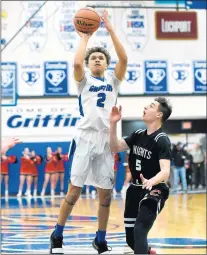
xmin=50 ymin=10 xmax=127 ymax=254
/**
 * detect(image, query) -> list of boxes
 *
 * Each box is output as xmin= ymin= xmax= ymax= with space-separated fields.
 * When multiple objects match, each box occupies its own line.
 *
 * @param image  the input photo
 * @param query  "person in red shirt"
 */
xmin=30 ymin=150 xmax=42 ymax=196
xmin=17 ymin=148 xmax=33 ymax=197
xmin=1 ymin=153 xmax=17 ymax=197
xmin=41 ymin=147 xmax=57 ymax=196
xmin=54 ymin=147 xmax=68 ymax=196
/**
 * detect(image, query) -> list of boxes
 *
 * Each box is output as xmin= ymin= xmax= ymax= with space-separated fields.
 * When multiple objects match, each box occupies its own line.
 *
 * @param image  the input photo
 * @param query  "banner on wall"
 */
xmin=155 ymin=11 xmax=198 ymax=40
xmin=145 ymin=61 xmax=168 ymax=93
xmin=168 ymin=61 xmax=193 ymax=94
xmin=1 ymin=100 xmax=80 ymax=141
xmin=122 ymin=4 xmax=149 ymax=51
xmin=20 ymin=1 xmax=48 ymax=52
xmin=1 ymin=62 xmax=17 ymax=106
xmin=108 ymin=61 xmax=144 ymax=95
xmin=44 ymin=61 xmax=68 ymax=95
xmin=193 ymin=61 xmax=207 ymax=93
xmin=54 ymin=1 xmax=80 ymax=52
xmin=18 ymin=63 xmax=44 ymax=96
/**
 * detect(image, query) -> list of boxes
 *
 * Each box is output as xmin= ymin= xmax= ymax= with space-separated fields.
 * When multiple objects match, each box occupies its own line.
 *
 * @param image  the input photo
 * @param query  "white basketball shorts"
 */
xmin=68 ymin=129 xmax=114 ymax=189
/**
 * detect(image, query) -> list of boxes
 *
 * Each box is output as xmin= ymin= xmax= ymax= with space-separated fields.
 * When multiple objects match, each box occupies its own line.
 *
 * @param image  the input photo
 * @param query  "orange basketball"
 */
xmin=74 ymin=7 xmax=100 ymax=33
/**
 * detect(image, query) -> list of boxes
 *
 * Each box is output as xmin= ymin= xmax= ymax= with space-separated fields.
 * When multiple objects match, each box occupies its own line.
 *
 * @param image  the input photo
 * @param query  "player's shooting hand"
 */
xmin=140 ymin=174 xmax=156 ymax=191
xmin=76 ymin=30 xmax=93 ymax=39
xmin=101 ymin=9 xmax=113 ymax=33
xmin=110 ymin=106 xmax=122 ymax=124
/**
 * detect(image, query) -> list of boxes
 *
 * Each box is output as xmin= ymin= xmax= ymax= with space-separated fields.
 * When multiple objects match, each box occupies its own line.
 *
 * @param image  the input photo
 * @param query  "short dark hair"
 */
xmin=85 ymin=46 xmax=111 ymax=66
xmin=154 ymin=97 xmax=172 ymax=123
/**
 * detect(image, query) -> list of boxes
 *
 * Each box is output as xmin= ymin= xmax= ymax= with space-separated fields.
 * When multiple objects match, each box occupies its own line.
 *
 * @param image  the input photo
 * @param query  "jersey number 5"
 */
xmin=136 ymin=159 xmax=141 ymax=171
xmin=97 ymin=93 xmax=106 ymax=108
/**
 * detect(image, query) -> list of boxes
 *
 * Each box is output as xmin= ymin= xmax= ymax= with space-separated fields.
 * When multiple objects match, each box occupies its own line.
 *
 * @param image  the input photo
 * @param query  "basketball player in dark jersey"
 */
xmin=110 ymin=97 xmax=172 ymax=254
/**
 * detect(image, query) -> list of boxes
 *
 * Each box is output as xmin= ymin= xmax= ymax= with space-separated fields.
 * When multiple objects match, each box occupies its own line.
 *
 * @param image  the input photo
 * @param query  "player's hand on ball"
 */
xmin=101 ymin=9 xmax=113 ymax=33
xmin=110 ymin=106 xmax=122 ymax=124
xmin=140 ymin=174 xmax=156 ymax=191
xmin=76 ymin=30 xmax=93 ymax=39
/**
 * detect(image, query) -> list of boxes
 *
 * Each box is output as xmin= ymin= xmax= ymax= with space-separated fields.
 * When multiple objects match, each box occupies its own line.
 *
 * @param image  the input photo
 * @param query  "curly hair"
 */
xmin=85 ymin=46 xmax=111 ymax=66
xmin=155 ymin=97 xmax=172 ymax=123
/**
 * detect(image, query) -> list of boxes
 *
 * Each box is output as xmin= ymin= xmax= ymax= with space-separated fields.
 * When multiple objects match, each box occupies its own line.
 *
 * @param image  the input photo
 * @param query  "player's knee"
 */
xmin=65 ymin=186 xmax=82 ymax=205
xmin=99 ymin=192 xmax=112 ymax=207
xmin=134 ymin=203 xmax=157 ymax=237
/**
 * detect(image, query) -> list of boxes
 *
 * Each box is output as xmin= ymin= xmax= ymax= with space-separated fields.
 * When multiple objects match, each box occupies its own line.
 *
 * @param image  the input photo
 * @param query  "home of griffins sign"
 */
xmin=155 ymin=11 xmax=198 ymax=40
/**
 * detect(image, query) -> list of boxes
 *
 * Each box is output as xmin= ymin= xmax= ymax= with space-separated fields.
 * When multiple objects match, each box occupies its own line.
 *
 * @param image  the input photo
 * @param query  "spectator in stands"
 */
xmin=183 ymin=145 xmax=193 ymax=190
xmin=172 ymin=142 xmax=188 ymax=193
xmin=191 ymin=143 xmax=205 ymax=189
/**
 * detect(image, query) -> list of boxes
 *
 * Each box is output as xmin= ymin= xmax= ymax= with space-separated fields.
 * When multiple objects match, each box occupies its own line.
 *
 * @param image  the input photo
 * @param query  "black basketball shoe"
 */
xmin=92 ymin=233 xmax=112 ymax=254
xmin=50 ymin=231 xmax=64 ymax=254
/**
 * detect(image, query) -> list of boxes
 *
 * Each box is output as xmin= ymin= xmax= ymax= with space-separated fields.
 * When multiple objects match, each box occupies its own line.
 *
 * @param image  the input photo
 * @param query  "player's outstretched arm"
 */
xmin=74 ymin=31 xmax=93 ymax=82
xmin=110 ymin=106 xmax=129 ymax=153
xmin=101 ymin=10 xmax=127 ymax=81
xmin=2 ymin=138 xmax=22 ymax=154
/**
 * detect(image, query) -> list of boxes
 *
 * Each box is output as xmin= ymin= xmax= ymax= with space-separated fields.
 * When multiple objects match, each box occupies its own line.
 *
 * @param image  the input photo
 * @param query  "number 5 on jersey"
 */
xmin=136 ymin=159 xmax=141 ymax=171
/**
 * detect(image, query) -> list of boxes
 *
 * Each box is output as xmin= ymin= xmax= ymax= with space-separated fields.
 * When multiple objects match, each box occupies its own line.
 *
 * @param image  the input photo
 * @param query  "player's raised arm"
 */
xmin=110 ymin=106 xmax=129 ymax=152
xmin=101 ymin=10 xmax=128 ymax=81
xmin=73 ymin=32 xmax=93 ymax=82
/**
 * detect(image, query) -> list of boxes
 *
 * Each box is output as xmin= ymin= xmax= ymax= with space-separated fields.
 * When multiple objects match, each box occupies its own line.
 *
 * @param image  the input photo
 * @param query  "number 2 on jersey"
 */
xmin=97 ymin=93 xmax=106 ymax=108
xmin=136 ymin=159 xmax=141 ymax=171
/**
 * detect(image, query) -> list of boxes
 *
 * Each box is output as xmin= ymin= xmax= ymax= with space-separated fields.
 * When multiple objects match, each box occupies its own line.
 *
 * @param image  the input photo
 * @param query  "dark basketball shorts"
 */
xmin=124 ymin=183 xmax=169 ymax=228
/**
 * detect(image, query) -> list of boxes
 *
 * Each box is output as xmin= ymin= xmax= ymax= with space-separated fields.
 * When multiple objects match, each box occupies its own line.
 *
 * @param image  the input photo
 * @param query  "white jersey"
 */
xmin=75 ymin=72 xmax=121 ymax=132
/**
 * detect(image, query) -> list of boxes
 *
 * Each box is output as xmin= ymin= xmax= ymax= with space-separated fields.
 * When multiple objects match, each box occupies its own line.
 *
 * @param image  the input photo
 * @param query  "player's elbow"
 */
xmin=110 ymin=145 xmax=119 ymax=153
xmin=121 ymin=55 xmax=128 ymax=65
xmin=74 ymin=62 xmax=83 ymax=69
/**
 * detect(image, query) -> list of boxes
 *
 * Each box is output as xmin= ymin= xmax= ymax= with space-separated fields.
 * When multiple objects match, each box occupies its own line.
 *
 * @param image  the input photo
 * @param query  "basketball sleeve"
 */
xmin=157 ymin=136 xmax=172 ymax=160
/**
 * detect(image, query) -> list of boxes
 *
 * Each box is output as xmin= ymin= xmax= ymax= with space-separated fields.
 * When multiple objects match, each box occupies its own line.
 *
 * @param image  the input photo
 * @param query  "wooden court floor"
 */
xmin=1 ymin=192 xmax=206 ymax=254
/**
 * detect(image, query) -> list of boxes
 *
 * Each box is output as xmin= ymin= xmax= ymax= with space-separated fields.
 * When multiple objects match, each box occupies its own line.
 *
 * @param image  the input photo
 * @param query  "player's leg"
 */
xmin=50 ymin=136 xmax=92 ymax=254
xmin=91 ymin=141 xmax=113 ymax=253
xmin=134 ymin=186 xmax=169 ymax=254
xmin=124 ymin=185 xmax=141 ymax=251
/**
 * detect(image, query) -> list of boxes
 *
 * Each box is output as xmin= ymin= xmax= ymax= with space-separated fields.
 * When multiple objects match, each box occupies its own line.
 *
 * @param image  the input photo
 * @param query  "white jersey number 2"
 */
xmin=136 ymin=159 xmax=141 ymax=171
xmin=97 ymin=93 xmax=106 ymax=108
